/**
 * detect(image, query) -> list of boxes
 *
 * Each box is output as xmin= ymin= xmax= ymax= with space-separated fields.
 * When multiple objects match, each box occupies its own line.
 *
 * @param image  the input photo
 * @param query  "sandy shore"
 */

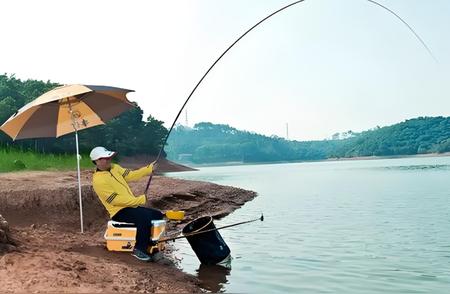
xmin=326 ymin=152 xmax=450 ymax=162
xmin=0 ymin=168 xmax=256 ymax=293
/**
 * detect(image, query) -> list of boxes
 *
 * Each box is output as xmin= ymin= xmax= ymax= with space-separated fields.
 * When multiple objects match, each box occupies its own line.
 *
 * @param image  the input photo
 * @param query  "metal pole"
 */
xmin=68 ymin=98 xmax=84 ymax=234
xmin=159 ymin=214 xmax=264 ymax=243
xmin=75 ymin=130 xmax=84 ymax=233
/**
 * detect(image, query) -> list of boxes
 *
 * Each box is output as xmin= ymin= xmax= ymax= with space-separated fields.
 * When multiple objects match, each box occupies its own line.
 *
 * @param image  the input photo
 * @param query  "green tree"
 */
xmin=0 ymin=74 xmax=168 ymax=157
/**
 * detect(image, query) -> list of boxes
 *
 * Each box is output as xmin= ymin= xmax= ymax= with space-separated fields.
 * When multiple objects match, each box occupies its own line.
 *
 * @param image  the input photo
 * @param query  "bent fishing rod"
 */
xmin=144 ymin=0 xmax=436 ymax=195
xmin=158 ymin=214 xmax=264 ymax=244
xmin=144 ymin=0 xmax=306 ymax=195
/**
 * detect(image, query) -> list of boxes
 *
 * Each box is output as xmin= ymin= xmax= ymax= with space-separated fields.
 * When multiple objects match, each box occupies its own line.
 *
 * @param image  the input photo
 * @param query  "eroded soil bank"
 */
xmin=0 ymin=169 xmax=256 ymax=293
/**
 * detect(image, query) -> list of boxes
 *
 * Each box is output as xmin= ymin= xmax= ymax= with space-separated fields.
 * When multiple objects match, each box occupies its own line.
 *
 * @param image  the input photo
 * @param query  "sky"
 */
xmin=0 ymin=0 xmax=449 ymax=141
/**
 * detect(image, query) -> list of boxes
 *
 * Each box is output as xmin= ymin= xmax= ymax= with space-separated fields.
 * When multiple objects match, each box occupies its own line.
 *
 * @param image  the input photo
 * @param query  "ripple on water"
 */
xmin=374 ymin=164 xmax=450 ymax=171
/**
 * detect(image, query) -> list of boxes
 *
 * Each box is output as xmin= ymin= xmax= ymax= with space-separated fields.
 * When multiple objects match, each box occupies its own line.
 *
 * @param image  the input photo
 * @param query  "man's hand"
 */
xmin=150 ymin=161 xmax=158 ymax=172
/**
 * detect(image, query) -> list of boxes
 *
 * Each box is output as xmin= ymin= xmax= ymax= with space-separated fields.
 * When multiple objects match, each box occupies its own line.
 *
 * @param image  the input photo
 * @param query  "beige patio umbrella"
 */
xmin=0 ymin=84 xmax=135 ymax=233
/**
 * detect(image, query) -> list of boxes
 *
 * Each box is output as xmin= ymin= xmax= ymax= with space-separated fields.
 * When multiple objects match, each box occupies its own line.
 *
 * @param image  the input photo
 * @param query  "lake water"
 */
xmin=167 ymin=157 xmax=450 ymax=293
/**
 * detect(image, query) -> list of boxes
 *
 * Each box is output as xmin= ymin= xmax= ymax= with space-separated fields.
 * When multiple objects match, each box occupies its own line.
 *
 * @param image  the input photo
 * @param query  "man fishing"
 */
xmin=90 ymin=146 xmax=163 ymax=262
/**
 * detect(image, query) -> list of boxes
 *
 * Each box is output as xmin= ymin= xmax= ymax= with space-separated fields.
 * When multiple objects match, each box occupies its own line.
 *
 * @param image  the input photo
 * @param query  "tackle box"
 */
xmin=104 ymin=220 xmax=166 ymax=254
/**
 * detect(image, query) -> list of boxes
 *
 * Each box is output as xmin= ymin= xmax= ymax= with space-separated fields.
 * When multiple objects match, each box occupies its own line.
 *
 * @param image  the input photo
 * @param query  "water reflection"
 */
xmin=196 ymin=264 xmax=231 ymax=293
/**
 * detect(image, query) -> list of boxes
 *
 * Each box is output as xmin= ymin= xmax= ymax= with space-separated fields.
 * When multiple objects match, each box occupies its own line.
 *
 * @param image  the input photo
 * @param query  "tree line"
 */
xmin=166 ymin=117 xmax=450 ymax=164
xmin=0 ymin=74 xmax=167 ymax=157
xmin=2 ymin=74 xmax=449 ymax=164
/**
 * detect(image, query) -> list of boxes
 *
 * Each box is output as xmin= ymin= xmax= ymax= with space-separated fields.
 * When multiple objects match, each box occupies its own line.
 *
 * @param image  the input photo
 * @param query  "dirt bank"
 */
xmin=0 ymin=214 xmax=15 ymax=254
xmin=0 ymin=169 xmax=256 ymax=293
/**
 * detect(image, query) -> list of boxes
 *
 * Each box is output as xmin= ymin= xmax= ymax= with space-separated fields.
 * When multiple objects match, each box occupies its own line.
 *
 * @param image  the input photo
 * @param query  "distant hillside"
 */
xmin=333 ymin=116 xmax=450 ymax=158
xmin=166 ymin=117 xmax=450 ymax=164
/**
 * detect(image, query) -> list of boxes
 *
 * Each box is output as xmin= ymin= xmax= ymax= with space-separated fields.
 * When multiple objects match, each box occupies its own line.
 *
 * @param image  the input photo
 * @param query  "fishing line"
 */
xmin=144 ymin=0 xmax=435 ymax=194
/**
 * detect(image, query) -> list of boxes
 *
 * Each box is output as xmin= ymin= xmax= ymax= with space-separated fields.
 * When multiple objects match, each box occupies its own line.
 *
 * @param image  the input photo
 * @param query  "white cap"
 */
xmin=90 ymin=146 xmax=116 ymax=161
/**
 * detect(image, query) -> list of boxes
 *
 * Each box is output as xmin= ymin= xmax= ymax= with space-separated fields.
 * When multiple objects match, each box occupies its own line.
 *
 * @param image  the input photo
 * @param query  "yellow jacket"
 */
xmin=92 ymin=163 xmax=153 ymax=218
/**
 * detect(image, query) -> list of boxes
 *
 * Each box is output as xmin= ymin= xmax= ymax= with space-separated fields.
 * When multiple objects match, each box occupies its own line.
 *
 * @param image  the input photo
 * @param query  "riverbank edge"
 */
xmin=0 ymin=170 xmax=257 ymax=293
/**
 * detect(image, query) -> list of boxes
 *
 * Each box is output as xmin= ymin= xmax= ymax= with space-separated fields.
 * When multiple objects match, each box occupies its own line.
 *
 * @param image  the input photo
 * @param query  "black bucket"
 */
xmin=182 ymin=216 xmax=231 ymax=265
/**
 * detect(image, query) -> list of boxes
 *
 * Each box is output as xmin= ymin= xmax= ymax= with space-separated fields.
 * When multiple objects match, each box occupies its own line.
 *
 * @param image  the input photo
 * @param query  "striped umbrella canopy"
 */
xmin=0 ymin=84 xmax=135 ymax=233
xmin=0 ymin=84 xmax=134 ymax=139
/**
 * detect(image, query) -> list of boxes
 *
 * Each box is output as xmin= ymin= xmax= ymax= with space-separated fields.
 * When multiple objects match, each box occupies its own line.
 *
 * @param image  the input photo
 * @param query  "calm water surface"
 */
xmin=167 ymin=157 xmax=450 ymax=293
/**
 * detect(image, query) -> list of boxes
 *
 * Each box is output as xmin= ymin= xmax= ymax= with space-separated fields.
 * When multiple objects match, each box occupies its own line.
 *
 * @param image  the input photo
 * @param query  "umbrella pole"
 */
xmin=75 ymin=130 xmax=84 ymax=233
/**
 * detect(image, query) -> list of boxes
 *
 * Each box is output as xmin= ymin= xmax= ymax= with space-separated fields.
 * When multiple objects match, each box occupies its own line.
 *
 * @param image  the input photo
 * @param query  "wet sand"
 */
xmin=0 ymin=168 xmax=256 ymax=293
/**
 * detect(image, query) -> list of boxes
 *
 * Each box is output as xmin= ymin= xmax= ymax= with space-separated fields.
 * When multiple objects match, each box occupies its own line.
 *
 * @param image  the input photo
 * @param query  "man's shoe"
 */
xmin=132 ymin=248 xmax=152 ymax=262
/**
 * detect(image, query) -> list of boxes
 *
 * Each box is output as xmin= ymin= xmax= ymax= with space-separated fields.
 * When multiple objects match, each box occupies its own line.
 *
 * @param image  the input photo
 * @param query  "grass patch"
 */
xmin=0 ymin=148 xmax=93 ymax=173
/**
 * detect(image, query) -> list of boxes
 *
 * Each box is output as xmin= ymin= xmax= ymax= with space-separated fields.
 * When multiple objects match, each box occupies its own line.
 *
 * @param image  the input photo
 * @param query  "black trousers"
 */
xmin=112 ymin=206 xmax=164 ymax=252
